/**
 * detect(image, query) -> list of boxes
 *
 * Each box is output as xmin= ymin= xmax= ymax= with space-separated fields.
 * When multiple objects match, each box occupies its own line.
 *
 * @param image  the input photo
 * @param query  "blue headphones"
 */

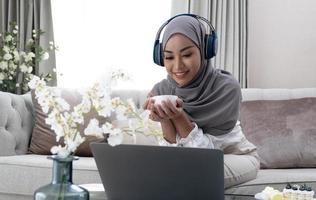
xmin=153 ymin=13 xmax=218 ymax=66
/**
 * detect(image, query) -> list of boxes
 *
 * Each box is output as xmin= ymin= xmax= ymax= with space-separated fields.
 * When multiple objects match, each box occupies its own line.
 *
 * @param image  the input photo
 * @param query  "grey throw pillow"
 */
xmin=240 ymin=98 xmax=316 ymax=168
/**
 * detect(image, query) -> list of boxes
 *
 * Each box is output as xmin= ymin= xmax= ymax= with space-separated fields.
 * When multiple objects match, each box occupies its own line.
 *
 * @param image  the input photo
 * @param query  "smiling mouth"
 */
xmin=173 ymin=71 xmax=188 ymax=79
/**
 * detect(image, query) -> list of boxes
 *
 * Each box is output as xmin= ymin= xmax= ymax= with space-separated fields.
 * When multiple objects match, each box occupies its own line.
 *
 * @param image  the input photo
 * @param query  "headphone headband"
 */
xmin=153 ymin=13 xmax=218 ymax=66
xmin=154 ymin=14 xmax=215 ymax=42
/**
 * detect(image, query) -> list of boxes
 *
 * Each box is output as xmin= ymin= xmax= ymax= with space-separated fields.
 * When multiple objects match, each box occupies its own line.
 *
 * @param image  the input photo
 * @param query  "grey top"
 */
xmin=151 ymin=15 xmax=241 ymax=136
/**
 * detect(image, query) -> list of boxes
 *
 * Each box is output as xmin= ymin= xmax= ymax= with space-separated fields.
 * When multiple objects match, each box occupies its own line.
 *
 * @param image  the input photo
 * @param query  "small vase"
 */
xmin=34 ymin=155 xmax=89 ymax=200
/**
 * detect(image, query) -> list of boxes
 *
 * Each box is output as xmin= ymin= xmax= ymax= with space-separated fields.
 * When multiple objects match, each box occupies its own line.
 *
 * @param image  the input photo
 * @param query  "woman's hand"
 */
xmin=154 ymin=98 xmax=184 ymax=120
xmin=143 ymin=95 xmax=164 ymax=122
xmin=156 ymin=98 xmax=194 ymax=138
xmin=142 ymin=92 xmax=154 ymax=110
xmin=143 ymin=95 xmax=183 ymax=122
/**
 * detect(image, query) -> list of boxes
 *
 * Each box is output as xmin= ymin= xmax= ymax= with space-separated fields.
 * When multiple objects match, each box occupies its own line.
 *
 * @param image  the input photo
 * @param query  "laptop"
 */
xmin=90 ymin=143 xmax=224 ymax=200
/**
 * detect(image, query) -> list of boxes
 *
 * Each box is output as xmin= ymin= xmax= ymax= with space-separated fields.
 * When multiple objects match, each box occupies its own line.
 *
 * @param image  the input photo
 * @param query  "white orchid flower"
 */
xmin=24 ymin=52 xmax=35 ymax=62
xmin=75 ymin=134 xmax=86 ymax=145
xmin=51 ymin=145 xmax=61 ymax=155
xmin=78 ymin=96 xmax=92 ymax=113
xmin=51 ymin=146 xmax=70 ymax=158
xmin=64 ymin=112 xmax=78 ymax=128
xmin=126 ymin=98 xmax=137 ymax=112
xmin=8 ymin=61 xmax=16 ymax=69
xmin=55 ymin=97 xmax=70 ymax=111
xmin=36 ymin=89 xmax=51 ymax=104
xmin=65 ymin=141 xmax=78 ymax=154
xmin=115 ymin=106 xmax=128 ymax=120
xmin=3 ymin=46 xmax=10 ymax=53
xmin=27 ymin=66 xmax=33 ymax=73
xmin=107 ymin=128 xmax=123 ymax=146
xmin=20 ymin=51 xmax=26 ymax=57
xmin=0 ymin=61 xmax=8 ymax=70
xmin=13 ymin=51 xmax=20 ymax=62
xmin=41 ymin=52 xmax=49 ymax=60
xmin=98 ymin=99 xmax=113 ymax=117
xmin=65 ymin=135 xmax=84 ymax=153
xmin=111 ymin=97 xmax=121 ymax=107
xmin=101 ymin=122 xmax=113 ymax=133
xmin=71 ymin=109 xmax=84 ymax=124
xmin=84 ymin=119 xmax=104 ymax=139
xmin=5 ymin=35 xmax=13 ymax=42
xmin=3 ymin=53 xmax=13 ymax=60
xmin=45 ymin=113 xmax=65 ymax=141
xmin=28 ymin=76 xmax=41 ymax=89
xmin=19 ymin=63 xmax=28 ymax=73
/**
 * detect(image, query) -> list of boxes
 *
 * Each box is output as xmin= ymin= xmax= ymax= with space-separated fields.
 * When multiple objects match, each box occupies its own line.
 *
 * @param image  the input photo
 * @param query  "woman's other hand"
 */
xmin=142 ymin=92 xmax=155 ymax=110
xmin=154 ymin=98 xmax=184 ymax=120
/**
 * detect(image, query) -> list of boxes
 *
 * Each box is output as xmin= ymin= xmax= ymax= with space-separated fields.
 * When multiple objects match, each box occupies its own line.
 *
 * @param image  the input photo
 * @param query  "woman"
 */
xmin=143 ymin=14 xmax=259 ymax=188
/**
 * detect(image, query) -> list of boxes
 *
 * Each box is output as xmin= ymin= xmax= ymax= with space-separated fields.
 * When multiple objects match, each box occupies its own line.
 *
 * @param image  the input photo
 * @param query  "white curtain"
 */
xmin=51 ymin=0 xmax=171 ymax=89
xmin=171 ymin=0 xmax=248 ymax=88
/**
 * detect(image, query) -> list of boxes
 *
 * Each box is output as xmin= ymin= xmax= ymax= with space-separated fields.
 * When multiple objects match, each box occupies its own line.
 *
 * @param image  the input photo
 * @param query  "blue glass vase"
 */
xmin=34 ymin=155 xmax=89 ymax=200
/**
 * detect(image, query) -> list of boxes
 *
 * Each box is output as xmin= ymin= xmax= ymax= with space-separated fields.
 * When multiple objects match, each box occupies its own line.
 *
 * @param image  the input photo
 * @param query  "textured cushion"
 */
xmin=240 ymin=98 xmax=316 ymax=168
xmin=0 ymin=92 xmax=34 ymax=156
xmin=28 ymin=89 xmax=105 ymax=157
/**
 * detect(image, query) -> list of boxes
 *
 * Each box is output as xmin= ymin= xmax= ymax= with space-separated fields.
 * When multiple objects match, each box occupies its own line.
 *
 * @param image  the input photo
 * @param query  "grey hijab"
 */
xmin=151 ymin=15 xmax=242 ymax=136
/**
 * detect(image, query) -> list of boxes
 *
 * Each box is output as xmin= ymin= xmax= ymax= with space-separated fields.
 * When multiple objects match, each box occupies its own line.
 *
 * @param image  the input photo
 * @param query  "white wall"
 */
xmin=248 ymin=0 xmax=316 ymax=88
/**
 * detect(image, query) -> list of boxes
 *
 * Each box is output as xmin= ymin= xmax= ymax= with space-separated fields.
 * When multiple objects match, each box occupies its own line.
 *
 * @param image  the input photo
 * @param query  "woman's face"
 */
xmin=163 ymin=33 xmax=201 ymax=87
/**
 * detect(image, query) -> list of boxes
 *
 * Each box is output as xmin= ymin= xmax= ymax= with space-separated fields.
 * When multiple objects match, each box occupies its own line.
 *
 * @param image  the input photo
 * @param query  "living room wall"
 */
xmin=248 ymin=0 xmax=316 ymax=88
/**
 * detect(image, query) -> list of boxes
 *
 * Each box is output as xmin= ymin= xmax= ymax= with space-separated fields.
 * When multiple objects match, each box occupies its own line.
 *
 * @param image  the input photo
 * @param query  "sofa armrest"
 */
xmin=0 ymin=92 xmax=34 ymax=156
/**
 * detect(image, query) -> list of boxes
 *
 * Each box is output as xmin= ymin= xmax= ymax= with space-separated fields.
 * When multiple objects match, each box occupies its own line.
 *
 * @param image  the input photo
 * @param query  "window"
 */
xmin=51 ymin=0 xmax=171 ymax=89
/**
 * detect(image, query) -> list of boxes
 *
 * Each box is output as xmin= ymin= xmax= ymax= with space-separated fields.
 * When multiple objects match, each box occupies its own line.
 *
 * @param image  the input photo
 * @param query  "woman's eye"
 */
xmin=183 ymin=53 xmax=192 ymax=58
xmin=164 ymin=56 xmax=173 ymax=60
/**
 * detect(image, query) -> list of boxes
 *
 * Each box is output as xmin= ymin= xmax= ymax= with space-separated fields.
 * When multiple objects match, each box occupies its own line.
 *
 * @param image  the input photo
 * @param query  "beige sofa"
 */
xmin=0 ymin=88 xmax=316 ymax=200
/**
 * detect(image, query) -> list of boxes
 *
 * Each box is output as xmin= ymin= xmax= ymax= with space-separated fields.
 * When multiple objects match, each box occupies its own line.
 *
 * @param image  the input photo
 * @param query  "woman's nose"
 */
xmin=174 ymin=57 xmax=184 ymax=70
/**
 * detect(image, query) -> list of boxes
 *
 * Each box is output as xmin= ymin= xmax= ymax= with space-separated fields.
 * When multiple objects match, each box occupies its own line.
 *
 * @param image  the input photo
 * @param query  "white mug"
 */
xmin=151 ymin=95 xmax=178 ymax=106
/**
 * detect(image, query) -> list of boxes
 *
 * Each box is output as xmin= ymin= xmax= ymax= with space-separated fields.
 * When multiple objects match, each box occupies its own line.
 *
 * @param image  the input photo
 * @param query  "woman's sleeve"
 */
xmin=158 ymin=121 xmax=255 ymax=152
xmin=159 ymin=123 xmax=215 ymax=149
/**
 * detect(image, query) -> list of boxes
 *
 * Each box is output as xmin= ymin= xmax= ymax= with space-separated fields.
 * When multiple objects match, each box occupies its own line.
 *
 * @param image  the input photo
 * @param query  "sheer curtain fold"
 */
xmin=171 ymin=0 xmax=248 ymax=87
xmin=0 ymin=0 xmax=56 ymax=86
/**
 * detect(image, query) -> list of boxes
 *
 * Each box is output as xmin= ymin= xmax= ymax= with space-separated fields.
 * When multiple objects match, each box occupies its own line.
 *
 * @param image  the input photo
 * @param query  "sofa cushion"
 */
xmin=240 ymin=97 xmax=316 ymax=168
xmin=225 ymin=168 xmax=316 ymax=197
xmin=0 ymin=155 xmax=101 ymax=196
xmin=28 ymin=89 xmax=106 ymax=157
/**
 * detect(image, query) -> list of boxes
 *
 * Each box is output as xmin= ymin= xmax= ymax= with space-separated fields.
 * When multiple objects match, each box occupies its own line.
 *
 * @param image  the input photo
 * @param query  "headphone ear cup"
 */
xmin=153 ymin=40 xmax=164 ymax=66
xmin=205 ymin=32 xmax=218 ymax=59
